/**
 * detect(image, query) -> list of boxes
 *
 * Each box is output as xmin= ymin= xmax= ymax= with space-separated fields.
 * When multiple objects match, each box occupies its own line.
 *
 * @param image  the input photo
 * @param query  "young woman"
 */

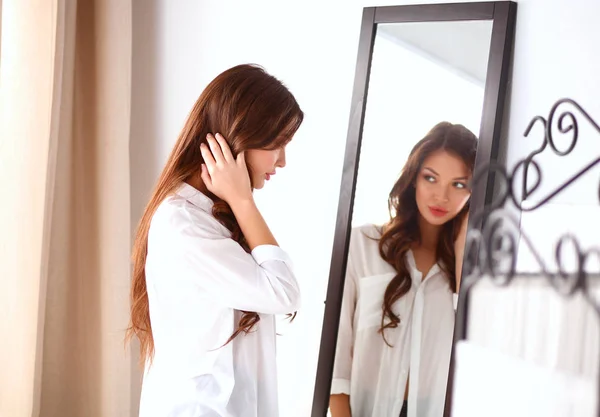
xmin=329 ymin=122 xmax=477 ymax=417
xmin=126 ymin=64 xmax=304 ymax=417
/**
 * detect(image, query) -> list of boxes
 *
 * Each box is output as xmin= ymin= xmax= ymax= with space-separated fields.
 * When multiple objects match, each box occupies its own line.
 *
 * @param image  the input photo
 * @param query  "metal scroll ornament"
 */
xmin=455 ymin=97 xmax=600 ymax=416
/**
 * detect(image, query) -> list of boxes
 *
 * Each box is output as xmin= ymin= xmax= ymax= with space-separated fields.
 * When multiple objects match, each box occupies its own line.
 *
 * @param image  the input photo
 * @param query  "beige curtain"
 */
xmin=0 ymin=1 xmax=135 ymax=416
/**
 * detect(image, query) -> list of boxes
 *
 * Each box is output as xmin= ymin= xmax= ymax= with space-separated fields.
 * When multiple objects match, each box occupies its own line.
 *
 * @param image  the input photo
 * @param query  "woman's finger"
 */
xmin=200 ymin=164 xmax=212 ymax=188
xmin=200 ymin=143 xmax=216 ymax=170
xmin=207 ymin=134 xmax=226 ymax=165
xmin=215 ymin=133 xmax=235 ymax=163
xmin=236 ymin=150 xmax=247 ymax=167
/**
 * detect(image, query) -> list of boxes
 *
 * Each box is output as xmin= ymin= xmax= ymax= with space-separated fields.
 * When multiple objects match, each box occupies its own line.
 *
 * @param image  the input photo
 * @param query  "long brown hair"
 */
xmin=377 ymin=122 xmax=477 ymax=345
xmin=126 ymin=64 xmax=304 ymax=363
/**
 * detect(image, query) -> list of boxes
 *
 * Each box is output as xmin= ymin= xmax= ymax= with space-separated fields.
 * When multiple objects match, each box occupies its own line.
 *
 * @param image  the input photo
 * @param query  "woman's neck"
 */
xmin=417 ymin=214 xmax=441 ymax=251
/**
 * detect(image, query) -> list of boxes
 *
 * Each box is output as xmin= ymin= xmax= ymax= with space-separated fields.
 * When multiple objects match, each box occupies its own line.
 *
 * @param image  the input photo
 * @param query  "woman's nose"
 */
xmin=435 ymin=185 xmax=450 ymax=202
xmin=277 ymin=149 xmax=286 ymax=168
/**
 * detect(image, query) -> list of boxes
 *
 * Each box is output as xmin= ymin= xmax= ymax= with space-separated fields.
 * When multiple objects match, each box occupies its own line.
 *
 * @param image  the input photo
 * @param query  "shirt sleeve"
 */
xmin=330 ymin=249 xmax=358 ymax=396
xmin=177 ymin=222 xmax=301 ymax=315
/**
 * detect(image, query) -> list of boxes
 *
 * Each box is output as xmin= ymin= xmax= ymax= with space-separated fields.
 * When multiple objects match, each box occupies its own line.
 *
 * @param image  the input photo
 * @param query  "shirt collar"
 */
xmin=405 ymin=249 xmax=442 ymax=282
xmin=175 ymin=182 xmax=214 ymax=212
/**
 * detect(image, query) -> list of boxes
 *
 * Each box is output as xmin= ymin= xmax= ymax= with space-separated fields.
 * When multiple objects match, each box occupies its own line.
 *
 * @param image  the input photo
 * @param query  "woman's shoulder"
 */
xmin=151 ymin=193 xmax=229 ymax=240
xmin=351 ymin=223 xmax=383 ymax=241
xmin=348 ymin=223 xmax=383 ymax=256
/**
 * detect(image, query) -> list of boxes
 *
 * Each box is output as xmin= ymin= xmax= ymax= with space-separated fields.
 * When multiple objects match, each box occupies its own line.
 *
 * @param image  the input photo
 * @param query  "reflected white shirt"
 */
xmin=139 ymin=183 xmax=301 ymax=417
xmin=331 ymin=224 xmax=457 ymax=417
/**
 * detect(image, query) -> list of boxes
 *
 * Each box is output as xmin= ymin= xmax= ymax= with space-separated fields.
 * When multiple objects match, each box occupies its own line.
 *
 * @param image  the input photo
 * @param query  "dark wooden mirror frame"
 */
xmin=311 ymin=2 xmax=517 ymax=416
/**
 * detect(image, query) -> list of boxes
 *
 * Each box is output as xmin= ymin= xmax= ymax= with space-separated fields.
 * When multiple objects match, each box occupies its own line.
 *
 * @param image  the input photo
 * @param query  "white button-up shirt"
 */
xmin=139 ymin=183 xmax=301 ymax=417
xmin=331 ymin=224 xmax=457 ymax=417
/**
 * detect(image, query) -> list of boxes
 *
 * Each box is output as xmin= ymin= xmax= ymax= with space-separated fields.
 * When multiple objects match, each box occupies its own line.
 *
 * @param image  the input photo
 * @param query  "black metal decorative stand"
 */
xmin=454 ymin=97 xmax=600 ymax=416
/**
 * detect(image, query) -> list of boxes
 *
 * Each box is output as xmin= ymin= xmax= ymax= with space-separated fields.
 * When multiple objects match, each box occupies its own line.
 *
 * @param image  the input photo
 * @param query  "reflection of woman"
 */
xmin=126 ymin=64 xmax=304 ymax=416
xmin=329 ymin=122 xmax=477 ymax=417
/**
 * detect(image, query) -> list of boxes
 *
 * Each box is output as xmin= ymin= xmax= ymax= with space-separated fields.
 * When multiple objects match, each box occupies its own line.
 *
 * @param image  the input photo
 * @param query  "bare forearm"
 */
xmin=229 ymin=198 xmax=278 ymax=250
xmin=455 ymin=214 xmax=469 ymax=293
xmin=330 ymin=394 xmax=352 ymax=417
xmin=455 ymin=250 xmax=464 ymax=293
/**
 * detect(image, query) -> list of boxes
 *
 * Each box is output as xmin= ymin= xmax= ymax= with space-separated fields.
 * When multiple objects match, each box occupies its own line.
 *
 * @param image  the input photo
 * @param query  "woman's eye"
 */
xmin=454 ymin=182 xmax=467 ymax=189
xmin=424 ymin=175 xmax=435 ymax=183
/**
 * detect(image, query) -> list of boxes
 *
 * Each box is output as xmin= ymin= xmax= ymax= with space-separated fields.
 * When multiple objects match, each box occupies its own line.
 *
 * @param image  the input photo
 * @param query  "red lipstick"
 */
xmin=429 ymin=206 xmax=449 ymax=217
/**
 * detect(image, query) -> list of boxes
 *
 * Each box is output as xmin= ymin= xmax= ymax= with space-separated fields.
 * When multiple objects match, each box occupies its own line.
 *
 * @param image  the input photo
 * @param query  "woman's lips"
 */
xmin=429 ymin=206 xmax=448 ymax=217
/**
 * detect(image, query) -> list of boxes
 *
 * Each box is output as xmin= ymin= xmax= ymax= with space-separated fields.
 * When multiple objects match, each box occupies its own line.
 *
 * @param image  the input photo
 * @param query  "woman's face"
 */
xmin=415 ymin=149 xmax=472 ymax=226
xmin=245 ymin=146 xmax=287 ymax=189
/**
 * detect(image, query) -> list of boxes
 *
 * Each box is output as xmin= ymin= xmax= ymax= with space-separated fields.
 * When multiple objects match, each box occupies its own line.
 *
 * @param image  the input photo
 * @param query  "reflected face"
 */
xmin=415 ymin=149 xmax=471 ymax=226
xmin=246 ymin=146 xmax=287 ymax=189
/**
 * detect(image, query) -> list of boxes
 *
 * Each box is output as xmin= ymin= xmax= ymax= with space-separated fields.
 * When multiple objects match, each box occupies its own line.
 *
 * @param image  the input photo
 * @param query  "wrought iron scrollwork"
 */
xmin=455 ymin=97 xmax=600 ymax=416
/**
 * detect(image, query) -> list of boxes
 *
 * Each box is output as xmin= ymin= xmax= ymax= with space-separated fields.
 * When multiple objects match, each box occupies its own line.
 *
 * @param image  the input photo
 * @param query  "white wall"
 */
xmin=130 ymin=1 xmax=600 ymax=416
xmin=379 ymin=20 xmax=493 ymax=84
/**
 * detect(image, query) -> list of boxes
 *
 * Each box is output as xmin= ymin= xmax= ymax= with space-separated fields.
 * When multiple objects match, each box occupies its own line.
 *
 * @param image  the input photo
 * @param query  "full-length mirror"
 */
xmin=332 ymin=20 xmax=491 ymax=417
xmin=312 ymin=3 xmax=517 ymax=417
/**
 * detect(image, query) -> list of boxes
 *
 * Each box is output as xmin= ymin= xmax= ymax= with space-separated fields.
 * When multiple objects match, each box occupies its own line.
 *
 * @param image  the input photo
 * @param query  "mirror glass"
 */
xmin=329 ymin=20 xmax=493 ymax=417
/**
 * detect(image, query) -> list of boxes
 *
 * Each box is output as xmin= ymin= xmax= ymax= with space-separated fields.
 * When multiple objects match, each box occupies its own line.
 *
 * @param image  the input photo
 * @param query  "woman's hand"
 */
xmin=201 ymin=133 xmax=278 ymax=250
xmin=200 ymin=133 xmax=253 ymax=205
xmin=454 ymin=213 xmax=469 ymax=292
xmin=330 ymin=394 xmax=352 ymax=417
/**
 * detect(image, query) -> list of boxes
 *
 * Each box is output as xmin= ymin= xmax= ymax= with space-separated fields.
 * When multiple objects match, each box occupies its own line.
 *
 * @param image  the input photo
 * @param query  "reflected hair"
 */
xmin=126 ymin=64 xmax=304 ymax=364
xmin=377 ymin=121 xmax=477 ymax=346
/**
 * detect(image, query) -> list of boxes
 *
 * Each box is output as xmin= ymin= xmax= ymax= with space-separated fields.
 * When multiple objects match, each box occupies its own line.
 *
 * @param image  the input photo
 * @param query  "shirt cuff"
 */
xmin=330 ymin=378 xmax=351 ymax=395
xmin=453 ymin=293 xmax=459 ymax=311
xmin=251 ymin=244 xmax=293 ymax=266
